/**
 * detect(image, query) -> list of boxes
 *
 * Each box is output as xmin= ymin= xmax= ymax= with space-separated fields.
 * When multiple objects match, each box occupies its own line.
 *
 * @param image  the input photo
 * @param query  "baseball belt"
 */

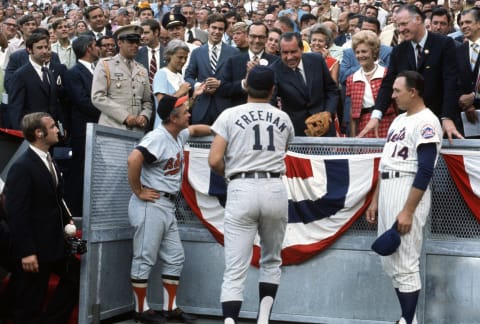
xmin=230 ymin=172 xmax=281 ymax=180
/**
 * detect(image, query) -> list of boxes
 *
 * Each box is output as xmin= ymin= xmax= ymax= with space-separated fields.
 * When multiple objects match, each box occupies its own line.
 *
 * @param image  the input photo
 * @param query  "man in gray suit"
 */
xmin=181 ymin=4 xmax=208 ymax=44
xmin=185 ymin=13 xmax=239 ymax=124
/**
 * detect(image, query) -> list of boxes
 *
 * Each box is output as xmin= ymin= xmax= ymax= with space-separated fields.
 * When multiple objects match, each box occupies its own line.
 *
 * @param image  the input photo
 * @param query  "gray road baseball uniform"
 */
xmin=378 ymin=108 xmax=442 ymax=292
xmin=211 ymin=102 xmax=294 ymax=302
xmin=129 ymin=125 xmax=190 ymax=280
xmin=92 ymin=54 xmax=152 ymax=132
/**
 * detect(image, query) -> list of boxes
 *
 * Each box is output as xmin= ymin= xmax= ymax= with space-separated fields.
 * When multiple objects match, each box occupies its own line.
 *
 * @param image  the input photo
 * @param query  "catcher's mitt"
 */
xmin=304 ymin=112 xmax=331 ymax=137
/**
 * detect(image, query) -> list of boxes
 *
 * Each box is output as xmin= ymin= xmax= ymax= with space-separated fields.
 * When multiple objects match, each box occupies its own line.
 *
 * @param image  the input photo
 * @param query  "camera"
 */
xmin=65 ymin=236 xmax=87 ymax=256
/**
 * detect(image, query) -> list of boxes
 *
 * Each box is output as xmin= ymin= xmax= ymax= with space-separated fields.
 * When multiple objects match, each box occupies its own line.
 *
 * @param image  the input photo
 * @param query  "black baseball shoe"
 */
xmin=134 ymin=309 xmax=166 ymax=324
xmin=162 ymin=307 xmax=196 ymax=323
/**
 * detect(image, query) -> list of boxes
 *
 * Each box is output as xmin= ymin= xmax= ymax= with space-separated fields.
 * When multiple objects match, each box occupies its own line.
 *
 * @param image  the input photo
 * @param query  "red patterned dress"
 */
xmin=345 ymin=65 xmax=396 ymax=137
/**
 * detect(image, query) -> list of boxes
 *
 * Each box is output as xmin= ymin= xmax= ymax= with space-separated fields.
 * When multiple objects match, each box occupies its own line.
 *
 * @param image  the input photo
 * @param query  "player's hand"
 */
xmin=137 ymin=187 xmax=161 ymax=202
xmin=22 ymin=254 xmax=39 ymax=273
xmin=442 ymin=118 xmax=464 ymax=144
xmin=465 ymin=106 xmax=478 ymax=124
xmin=357 ymin=118 xmax=380 ymax=138
xmin=365 ymin=203 xmax=378 ymax=224
xmin=396 ymin=211 xmax=413 ymax=234
xmin=194 ymin=82 xmax=206 ymax=98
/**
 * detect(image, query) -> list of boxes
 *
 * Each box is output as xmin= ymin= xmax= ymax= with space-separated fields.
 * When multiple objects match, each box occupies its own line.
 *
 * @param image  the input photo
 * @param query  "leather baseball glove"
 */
xmin=304 ymin=111 xmax=331 ymax=137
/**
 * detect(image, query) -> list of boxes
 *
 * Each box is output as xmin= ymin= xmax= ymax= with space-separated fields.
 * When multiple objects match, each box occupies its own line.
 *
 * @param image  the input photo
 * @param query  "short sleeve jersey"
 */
xmin=211 ymin=102 xmax=295 ymax=179
xmin=137 ymin=124 xmax=190 ymax=194
xmin=380 ymin=108 xmax=442 ymax=174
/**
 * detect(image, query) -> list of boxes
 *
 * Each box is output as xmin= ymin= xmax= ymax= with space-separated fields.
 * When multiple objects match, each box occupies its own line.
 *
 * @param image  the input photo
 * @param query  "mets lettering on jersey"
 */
xmin=183 ymin=147 xmax=382 ymax=265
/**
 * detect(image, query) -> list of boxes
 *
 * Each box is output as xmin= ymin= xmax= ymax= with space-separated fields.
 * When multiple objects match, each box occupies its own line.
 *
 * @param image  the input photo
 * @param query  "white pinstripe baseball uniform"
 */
xmin=377 ymin=108 xmax=442 ymax=292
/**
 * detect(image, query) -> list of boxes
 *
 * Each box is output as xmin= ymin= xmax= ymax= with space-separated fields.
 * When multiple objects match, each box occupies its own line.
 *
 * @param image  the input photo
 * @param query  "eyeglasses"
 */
xmin=248 ymin=34 xmax=267 ymax=40
xmin=264 ymin=19 xmax=275 ymax=23
xmin=3 ymin=22 xmax=17 ymax=27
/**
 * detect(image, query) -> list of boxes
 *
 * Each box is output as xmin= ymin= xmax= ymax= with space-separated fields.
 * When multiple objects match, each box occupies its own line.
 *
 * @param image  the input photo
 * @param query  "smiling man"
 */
xmin=219 ymin=22 xmax=278 ymax=108
xmin=185 ymin=13 xmax=239 ymax=124
xmin=270 ymin=32 xmax=339 ymax=136
xmin=358 ymin=4 xmax=463 ymax=143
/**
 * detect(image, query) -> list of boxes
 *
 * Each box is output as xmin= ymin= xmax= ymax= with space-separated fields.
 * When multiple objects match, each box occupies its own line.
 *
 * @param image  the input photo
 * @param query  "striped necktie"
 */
xmin=471 ymin=43 xmax=479 ymax=71
xmin=210 ymin=45 xmax=218 ymax=74
xmin=149 ymin=49 xmax=157 ymax=90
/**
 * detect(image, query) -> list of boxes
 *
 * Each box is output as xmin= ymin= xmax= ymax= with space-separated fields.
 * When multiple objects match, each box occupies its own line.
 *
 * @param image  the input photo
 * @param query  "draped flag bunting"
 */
xmin=182 ymin=146 xmax=381 ymax=266
xmin=442 ymin=150 xmax=480 ymax=223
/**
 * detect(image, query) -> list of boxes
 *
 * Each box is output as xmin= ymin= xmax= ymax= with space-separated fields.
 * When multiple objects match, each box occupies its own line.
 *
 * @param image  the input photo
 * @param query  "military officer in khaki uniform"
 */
xmin=92 ymin=25 xmax=152 ymax=132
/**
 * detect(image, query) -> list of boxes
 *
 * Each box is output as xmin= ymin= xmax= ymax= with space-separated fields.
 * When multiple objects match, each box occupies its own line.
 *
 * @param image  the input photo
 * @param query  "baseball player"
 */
xmin=208 ymin=65 xmax=295 ymax=324
xmin=366 ymin=71 xmax=443 ymax=324
xmin=127 ymin=95 xmax=211 ymax=324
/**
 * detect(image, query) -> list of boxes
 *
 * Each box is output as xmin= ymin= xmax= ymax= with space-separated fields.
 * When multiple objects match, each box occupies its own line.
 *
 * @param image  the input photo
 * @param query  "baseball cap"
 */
xmin=157 ymin=95 xmax=188 ymax=120
xmin=161 ymin=13 xmax=187 ymax=29
xmin=371 ymin=221 xmax=401 ymax=256
xmin=246 ymin=65 xmax=275 ymax=91
xmin=113 ymin=25 xmax=143 ymax=42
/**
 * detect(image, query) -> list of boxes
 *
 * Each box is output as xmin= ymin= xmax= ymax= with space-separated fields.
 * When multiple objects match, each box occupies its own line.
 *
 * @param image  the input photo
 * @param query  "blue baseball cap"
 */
xmin=246 ymin=65 xmax=275 ymax=91
xmin=371 ymin=221 xmax=401 ymax=256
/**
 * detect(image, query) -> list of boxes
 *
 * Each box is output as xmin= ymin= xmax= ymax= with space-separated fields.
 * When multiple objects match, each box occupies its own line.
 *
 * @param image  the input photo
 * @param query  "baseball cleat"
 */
xmin=134 ymin=309 xmax=166 ymax=324
xmin=162 ymin=307 xmax=196 ymax=323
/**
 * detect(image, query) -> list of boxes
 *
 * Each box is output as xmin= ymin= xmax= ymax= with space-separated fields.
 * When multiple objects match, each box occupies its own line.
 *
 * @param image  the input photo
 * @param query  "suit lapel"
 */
xmin=216 ymin=44 xmax=228 ymax=72
xmin=282 ymin=62 xmax=307 ymax=99
xmin=27 ymin=148 xmax=58 ymax=189
xmin=406 ymin=43 xmax=416 ymax=70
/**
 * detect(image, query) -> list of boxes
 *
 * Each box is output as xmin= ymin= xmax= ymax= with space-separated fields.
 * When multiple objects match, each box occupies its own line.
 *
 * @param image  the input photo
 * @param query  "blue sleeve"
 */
xmin=136 ymin=146 xmax=156 ymax=164
xmin=412 ymin=143 xmax=437 ymax=191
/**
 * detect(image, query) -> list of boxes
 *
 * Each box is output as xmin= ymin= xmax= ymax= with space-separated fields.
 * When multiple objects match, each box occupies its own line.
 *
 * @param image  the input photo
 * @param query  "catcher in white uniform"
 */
xmin=208 ymin=66 xmax=295 ymax=324
xmin=366 ymin=71 xmax=442 ymax=324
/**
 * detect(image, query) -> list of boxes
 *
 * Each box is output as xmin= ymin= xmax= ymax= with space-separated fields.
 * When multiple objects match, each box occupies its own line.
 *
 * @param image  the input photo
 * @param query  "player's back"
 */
xmin=212 ymin=102 xmax=295 ymax=178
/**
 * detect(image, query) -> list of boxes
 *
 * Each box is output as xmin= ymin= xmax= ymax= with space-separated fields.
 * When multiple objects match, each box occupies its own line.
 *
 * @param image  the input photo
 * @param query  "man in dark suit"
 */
xmin=63 ymin=34 xmax=100 ymax=218
xmin=135 ymin=19 xmax=166 ymax=88
xmin=456 ymin=8 xmax=480 ymax=132
xmin=185 ymin=13 xmax=239 ymax=125
xmin=359 ymin=5 xmax=463 ymax=142
xmin=84 ymin=5 xmax=112 ymax=40
xmin=218 ymin=21 xmax=278 ymax=108
xmin=4 ymin=112 xmax=79 ymax=323
xmin=181 ymin=4 xmax=208 ymax=44
xmin=8 ymin=33 xmax=68 ymax=131
xmin=270 ymin=32 xmax=339 ymax=136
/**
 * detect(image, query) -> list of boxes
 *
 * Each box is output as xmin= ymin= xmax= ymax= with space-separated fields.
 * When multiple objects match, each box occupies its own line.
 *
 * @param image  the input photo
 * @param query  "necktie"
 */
xmin=91 ymin=62 xmax=95 ymax=72
xmin=471 ymin=43 xmax=479 ymax=71
xmin=253 ymin=55 xmax=259 ymax=61
xmin=295 ymin=67 xmax=306 ymax=86
xmin=41 ymin=66 xmax=50 ymax=92
xmin=126 ymin=59 xmax=133 ymax=72
xmin=149 ymin=49 xmax=157 ymax=89
xmin=187 ymin=29 xmax=194 ymax=43
xmin=97 ymin=32 xmax=103 ymax=40
xmin=416 ymin=43 xmax=422 ymax=69
xmin=47 ymin=152 xmax=58 ymax=187
xmin=391 ymin=29 xmax=399 ymax=47
xmin=210 ymin=45 xmax=218 ymax=74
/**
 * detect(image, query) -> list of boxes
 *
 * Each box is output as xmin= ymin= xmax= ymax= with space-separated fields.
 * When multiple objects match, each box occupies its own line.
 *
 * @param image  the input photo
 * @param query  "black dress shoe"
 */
xmin=134 ymin=309 xmax=166 ymax=324
xmin=162 ymin=308 xmax=196 ymax=323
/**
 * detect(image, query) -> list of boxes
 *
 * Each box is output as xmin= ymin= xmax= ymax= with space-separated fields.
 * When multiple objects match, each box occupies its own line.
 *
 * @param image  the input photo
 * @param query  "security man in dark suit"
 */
xmin=63 ymin=34 xmax=101 ymax=218
xmin=4 ymin=112 xmax=80 ymax=324
xmin=7 ymin=32 xmax=68 ymax=131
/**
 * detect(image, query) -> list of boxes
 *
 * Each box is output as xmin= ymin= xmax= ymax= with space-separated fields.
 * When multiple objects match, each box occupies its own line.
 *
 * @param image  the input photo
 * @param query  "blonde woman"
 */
xmin=345 ymin=30 xmax=396 ymax=137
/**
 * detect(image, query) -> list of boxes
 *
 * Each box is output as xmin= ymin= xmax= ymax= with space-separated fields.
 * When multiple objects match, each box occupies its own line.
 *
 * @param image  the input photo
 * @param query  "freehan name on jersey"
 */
xmin=234 ymin=110 xmax=289 ymax=132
